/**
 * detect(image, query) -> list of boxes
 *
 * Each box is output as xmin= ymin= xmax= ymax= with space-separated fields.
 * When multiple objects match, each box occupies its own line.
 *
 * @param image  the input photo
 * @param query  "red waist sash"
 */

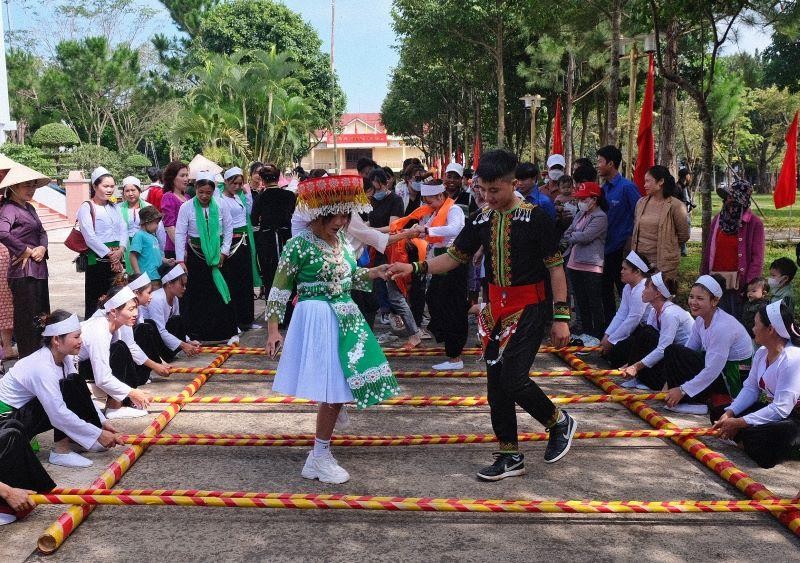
xmin=479 ymin=281 xmax=547 ymax=363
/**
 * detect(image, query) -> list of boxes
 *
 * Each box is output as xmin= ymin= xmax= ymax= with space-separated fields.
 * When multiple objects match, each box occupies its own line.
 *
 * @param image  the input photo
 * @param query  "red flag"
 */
xmin=456 ymin=145 xmax=463 ymax=165
xmin=551 ymin=97 xmax=563 ymax=156
xmin=774 ymin=111 xmax=798 ymax=209
xmin=472 ymin=137 xmax=481 ymax=170
xmin=633 ymin=54 xmax=656 ymax=196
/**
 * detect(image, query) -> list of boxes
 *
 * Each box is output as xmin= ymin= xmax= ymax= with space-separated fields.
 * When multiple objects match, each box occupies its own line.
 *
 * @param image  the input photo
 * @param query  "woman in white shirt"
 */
xmin=661 ymin=274 xmax=754 ymax=417
xmin=77 ymin=286 xmax=152 ymax=419
xmin=0 ymin=310 xmax=123 ymax=469
xmin=78 ymin=167 xmax=128 ymax=318
xmin=618 ymin=272 xmax=694 ymax=391
xmin=601 ymin=251 xmax=652 ymax=367
xmin=175 ymin=173 xmax=237 ymax=343
xmin=219 ymin=167 xmax=260 ymax=331
xmin=713 ymin=300 xmax=800 ymax=468
xmin=139 ymin=264 xmax=200 ymax=361
xmin=119 ymin=176 xmax=167 ymax=253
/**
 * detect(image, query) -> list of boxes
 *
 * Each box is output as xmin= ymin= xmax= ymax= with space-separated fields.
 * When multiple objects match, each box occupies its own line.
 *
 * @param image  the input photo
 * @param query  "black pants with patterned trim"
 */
xmin=486 ymin=303 xmax=559 ymax=449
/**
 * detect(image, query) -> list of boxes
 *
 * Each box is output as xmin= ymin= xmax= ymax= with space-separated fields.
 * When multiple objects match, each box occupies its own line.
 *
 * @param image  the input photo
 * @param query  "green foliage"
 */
xmin=123 ymin=152 xmax=152 ymax=172
xmin=31 ymin=123 xmax=80 ymax=148
xmin=196 ymin=0 xmax=345 ymax=130
xmin=6 ymin=48 xmax=51 ymax=134
xmin=60 ymin=144 xmax=124 ymax=179
xmin=763 ymin=33 xmax=800 ymax=92
xmin=157 ymin=0 xmax=220 ymax=35
xmin=0 ymin=145 xmax=57 ymax=177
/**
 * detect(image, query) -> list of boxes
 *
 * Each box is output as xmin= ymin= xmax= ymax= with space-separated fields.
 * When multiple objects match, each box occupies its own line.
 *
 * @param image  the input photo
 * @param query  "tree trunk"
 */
xmin=657 ymin=17 xmax=679 ymax=173
xmin=495 ymin=28 xmax=506 ymax=147
xmin=579 ymin=103 xmax=589 ymax=158
xmin=698 ymin=103 xmax=714 ymax=252
xmin=565 ymin=51 xmax=575 ymax=168
xmin=607 ymin=0 xmax=622 ymax=146
xmin=757 ymin=141 xmax=770 ymax=193
xmin=597 ymin=97 xmax=606 ymax=146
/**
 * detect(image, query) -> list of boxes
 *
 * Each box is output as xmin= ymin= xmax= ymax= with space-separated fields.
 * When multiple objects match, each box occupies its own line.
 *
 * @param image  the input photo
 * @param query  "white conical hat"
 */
xmin=0 ymin=154 xmax=20 ymax=171
xmin=188 ymin=154 xmax=222 ymax=180
xmin=0 ymin=164 xmax=51 ymax=190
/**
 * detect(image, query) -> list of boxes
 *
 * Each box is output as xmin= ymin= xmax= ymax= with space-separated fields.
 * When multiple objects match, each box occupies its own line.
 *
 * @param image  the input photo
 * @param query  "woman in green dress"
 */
xmin=265 ymin=175 xmax=398 ymax=484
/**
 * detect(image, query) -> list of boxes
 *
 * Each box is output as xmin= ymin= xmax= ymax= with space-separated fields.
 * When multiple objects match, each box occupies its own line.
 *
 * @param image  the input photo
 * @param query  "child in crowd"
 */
xmin=128 ymin=206 xmax=174 ymax=284
xmin=740 ymin=277 xmax=769 ymax=338
xmin=554 ymin=175 xmax=577 ymax=235
xmin=768 ymin=257 xmax=796 ymax=312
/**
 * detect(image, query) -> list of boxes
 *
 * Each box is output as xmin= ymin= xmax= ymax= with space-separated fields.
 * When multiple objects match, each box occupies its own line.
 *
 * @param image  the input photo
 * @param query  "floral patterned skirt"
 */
xmin=0 ymin=245 xmax=13 ymax=330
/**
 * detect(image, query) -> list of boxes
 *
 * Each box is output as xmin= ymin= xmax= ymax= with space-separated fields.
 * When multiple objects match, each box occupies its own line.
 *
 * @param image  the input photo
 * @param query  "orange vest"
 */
xmin=389 ymin=197 xmax=455 ymax=244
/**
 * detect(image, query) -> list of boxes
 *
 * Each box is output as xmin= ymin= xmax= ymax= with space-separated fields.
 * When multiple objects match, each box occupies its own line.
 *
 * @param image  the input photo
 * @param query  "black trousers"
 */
xmin=221 ymin=240 xmax=255 ymax=328
xmin=79 ymin=341 xmax=148 ymax=399
xmin=736 ymin=407 xmax=800 ymax=469
xmin=607 ymin=324 xmax=665 ymax=390
xmin=352 ymin=289 xmax=379 ymax=330
xmin=84 ymin=260 xmax=116 ymax=319
xmin=426 ymin=264 xmax=469 ymax=358
xmin=568 ymin=268 xmax=605 ymax=339
xmin=256 ymin=228 xmax=290 ymax=293
xmin=486 ymin=303 xmax=560 ymax=449
xmin=9 ymin=277 xmax=50 ymax=359
xmin=601 ymin=247 xmax=625 ymax=326
xmin=661 ymin=343 xmax=732 ymax=420
xmin=0 ymin=419 xmax=56 ymax=510
xmin=136 ymin=319 xmax=186 ymax=363
xmin=408 ymin=274 xmax=427 ymax=327
xmin=183 ymin=250 xmax=238 ymax=341
xmin=7 ymin=372 xmax=103 ymax=444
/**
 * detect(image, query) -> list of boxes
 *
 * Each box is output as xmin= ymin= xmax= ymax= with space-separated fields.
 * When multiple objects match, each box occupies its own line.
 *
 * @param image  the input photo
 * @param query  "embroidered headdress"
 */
xmin=296 ymin=175 xmax=371 ymax=220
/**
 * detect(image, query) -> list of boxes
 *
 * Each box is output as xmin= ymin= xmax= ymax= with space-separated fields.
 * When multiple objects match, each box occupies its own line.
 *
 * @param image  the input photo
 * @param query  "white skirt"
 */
xmin=272 ymin=300 xmax=354 ymax=404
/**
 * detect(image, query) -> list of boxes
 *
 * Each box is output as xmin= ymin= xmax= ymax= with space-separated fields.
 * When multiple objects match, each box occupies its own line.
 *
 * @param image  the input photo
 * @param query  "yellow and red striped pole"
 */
xmin=149 ymin=392 xmax=666 ymax=407
xmin=116 ymin=427 xmax=719 ymax=447
xmin=197 ymin=345 xmax=600 ymax=357
xmin=30 ymin=491 xmax=800 ymax=514
xmin=36 ymin=352 xmax=231 ymax=554
xmin=167 ymin=366 xmax=622 ymax=378
xmin=560 ymin=350 xmax=800 ymax=537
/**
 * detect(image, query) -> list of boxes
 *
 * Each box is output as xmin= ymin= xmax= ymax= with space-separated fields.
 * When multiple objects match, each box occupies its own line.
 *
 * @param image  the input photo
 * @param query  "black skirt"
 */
xmin=222 ymin=237 xmax=255 ymax=328
xmin=183 ymin=248 xmax=238 ymax=341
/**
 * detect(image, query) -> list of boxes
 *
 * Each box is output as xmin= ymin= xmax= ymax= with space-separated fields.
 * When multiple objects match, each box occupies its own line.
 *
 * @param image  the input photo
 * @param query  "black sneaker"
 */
xmin=544 ymin=412 xmax=577 ymax=463
xmin=476 ymin=452 xmax=526 ymax=481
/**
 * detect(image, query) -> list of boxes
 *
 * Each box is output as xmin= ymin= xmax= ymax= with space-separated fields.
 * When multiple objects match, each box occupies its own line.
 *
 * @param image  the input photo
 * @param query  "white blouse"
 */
xmin=76 ymin=316 xmax=132 ymax=401
xmin=681 ymin=308 xmax=754 ymax=397
xmin=641 ymin=301 xmax=694 ymax=367
xmin=420 ymin=205 xmax=465 ymax=250
xmin=730 ymin=346 xmax=800 ymax=426
xmin=90 ymin=309 xmax=148 ymax=366
xmin=77 ymin=201 xmax=128 ymax=257
xmin=217 ymin=192 xmax=251 ymax=229
xmin=606 ymin=278 xmax=650 ymax=345
xmin=0 ymin=347 xmax=105 ymax=449
xmin=174 ymin=197 xmax=233 ymax=262
xmin=141 ymin=288 xmax=182 ymax=351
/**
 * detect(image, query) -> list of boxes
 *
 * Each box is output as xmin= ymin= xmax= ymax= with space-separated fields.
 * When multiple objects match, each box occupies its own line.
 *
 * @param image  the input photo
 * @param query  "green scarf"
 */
xmin=237 ymin=192 xmax=262 ymax=286
xmin=120 ymin=198 xmax=146 ymax=275
xmin=193 ymin=197 xmax=231 ymax=303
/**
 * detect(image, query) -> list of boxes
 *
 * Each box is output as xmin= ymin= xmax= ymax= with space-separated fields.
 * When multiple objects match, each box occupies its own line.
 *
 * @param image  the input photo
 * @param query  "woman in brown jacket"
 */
xmin=631 ymin=166 xmax=689 ymax=280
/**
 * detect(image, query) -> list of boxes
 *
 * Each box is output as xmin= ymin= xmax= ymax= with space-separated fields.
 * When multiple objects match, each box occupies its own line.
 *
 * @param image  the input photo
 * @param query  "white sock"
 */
xmin=313 ymin=438 xmax=331 ymax=457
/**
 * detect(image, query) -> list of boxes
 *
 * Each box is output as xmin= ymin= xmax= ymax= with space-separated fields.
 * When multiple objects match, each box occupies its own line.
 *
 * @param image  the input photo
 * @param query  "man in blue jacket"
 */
xmin=597 ymin=145 xmax=641 ymax=325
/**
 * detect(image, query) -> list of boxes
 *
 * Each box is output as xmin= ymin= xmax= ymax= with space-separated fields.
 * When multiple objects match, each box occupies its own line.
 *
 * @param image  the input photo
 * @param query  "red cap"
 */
xmin=573 ymin=181 xmax=601 ymax=199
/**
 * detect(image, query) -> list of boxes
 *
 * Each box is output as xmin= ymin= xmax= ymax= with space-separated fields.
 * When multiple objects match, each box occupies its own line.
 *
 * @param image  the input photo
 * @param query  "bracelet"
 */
xmin=411 ymin=262 xmax=419 ymax=274
xmin=553 ymin=301 xmax=571 ymax=321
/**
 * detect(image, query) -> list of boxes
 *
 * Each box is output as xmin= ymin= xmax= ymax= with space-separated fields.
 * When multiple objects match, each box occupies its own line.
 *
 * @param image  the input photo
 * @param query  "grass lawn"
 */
xmin=675 ymin=241 xmax=799 ymax=314
xmin=691 ymin=192 xmax=800 ymax=231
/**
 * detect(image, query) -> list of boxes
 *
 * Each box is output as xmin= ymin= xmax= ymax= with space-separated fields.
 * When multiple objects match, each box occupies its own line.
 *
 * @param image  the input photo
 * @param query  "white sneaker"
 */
xmin=620 ymin=378 xmax=641 ymax=389
xmin=301 ymin=451 xmax=350 ymax=484
xmin=665 ymin=403 xmax=709 ymax=415
xmin=70 ymin=440 xmax=107 ymax=453
xmin=227 ymin=335 xmax=240 ymax=346
xmin=49 ymin=450 xmax=93 ymax=468
xmin=247 ymin=323 xmax=263 ymax=330
xmin=0 ymin=512 xmax=17 ymax=525
xmin=418 ymin=328 xmax=433 ymax=340
xmin=106 ymin=406 xmax=149 ymax=419
xmin=580 ymin=335 xmax=601 ymax=347
xmin=433 ymin=360 xmax=464 ymax=370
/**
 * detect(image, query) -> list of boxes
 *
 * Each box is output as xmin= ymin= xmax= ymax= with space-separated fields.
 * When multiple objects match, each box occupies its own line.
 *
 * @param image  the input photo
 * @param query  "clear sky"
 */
xmin=5 ymin=0 xmax=770 ymax=113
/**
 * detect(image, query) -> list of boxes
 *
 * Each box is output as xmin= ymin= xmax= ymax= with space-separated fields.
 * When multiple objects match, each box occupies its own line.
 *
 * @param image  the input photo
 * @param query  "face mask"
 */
xmin=548 ymin=169 xmax=564 ymax=181
xmin=577 ymin=200 xmax=591 ymax=213
xmin=373 ymin=190 xmax=388 ymax=201
xmin=767 ymin=277 xmax=783 ymax=289
xmin=410 ymin=181 xmax=422 ymax=192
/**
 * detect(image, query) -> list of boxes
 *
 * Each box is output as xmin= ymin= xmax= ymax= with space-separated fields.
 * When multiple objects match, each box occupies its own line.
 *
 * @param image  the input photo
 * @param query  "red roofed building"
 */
xmin=301 ymin=112 xmax=424 ymax=174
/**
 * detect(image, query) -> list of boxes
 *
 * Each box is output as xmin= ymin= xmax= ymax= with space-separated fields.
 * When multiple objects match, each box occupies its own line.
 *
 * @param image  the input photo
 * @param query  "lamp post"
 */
xmin=520 ymin=94 xmax=543 ymax=164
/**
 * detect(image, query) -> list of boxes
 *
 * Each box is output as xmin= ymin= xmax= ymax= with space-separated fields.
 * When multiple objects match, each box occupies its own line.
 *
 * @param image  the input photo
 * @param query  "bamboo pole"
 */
xmin=167 ymin=366 xmax=622 ymax=378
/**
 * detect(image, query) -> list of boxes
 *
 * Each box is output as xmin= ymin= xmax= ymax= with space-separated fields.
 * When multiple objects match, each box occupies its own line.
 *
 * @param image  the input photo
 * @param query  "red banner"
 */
xmin=325 ymin=133 xmax=387 ymax=144
xmin=633 ymin=53 xmax=656 ymax=196
xmin=774 ymin=111 xmax=798 ymax=210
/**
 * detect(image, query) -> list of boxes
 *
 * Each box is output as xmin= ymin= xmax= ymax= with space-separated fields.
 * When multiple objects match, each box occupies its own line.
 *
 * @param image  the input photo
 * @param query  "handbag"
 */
xmin=64 ymin=201 xmax=95 ymax=254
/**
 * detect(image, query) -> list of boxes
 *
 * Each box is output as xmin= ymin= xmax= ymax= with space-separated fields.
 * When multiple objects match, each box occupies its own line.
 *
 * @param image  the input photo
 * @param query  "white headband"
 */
xmin=128 ymin=273 xmax=151 ymax=291
xmin=625 ymin=251 xmax=649 ymax=273
xmin=695 ymin=275 xmax=723 ymax=298
xmin=42 ymin=314 xmax=80 ymax=337
xmin=421 ymin=183 xmax=445 ymax=197
xmin=162 ymin=265 xmax=186 ymax=284
xmin=651 ymin=272 xmax=671 ymax=299
xmin=103 ymin=286 xmax=136 ymax=312
xmin=195 ymin=170 xmax=217 ymax=183
xmin=766 ymin=300 xmax=791 ymax=339
xmin=223 ymin=167 xmax=243 ymax=180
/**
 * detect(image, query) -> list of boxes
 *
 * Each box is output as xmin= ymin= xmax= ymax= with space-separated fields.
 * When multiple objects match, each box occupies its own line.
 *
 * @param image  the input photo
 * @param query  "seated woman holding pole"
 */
xmin=660 ymin=274 xmax=753 ymax=417
xmin=713 ymin=300 xmax=800 ymax=468
xmin=618 ymin=272 xmax=694 ymax=391
xmin=0 ymin=311 xmax=123 ymax=469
